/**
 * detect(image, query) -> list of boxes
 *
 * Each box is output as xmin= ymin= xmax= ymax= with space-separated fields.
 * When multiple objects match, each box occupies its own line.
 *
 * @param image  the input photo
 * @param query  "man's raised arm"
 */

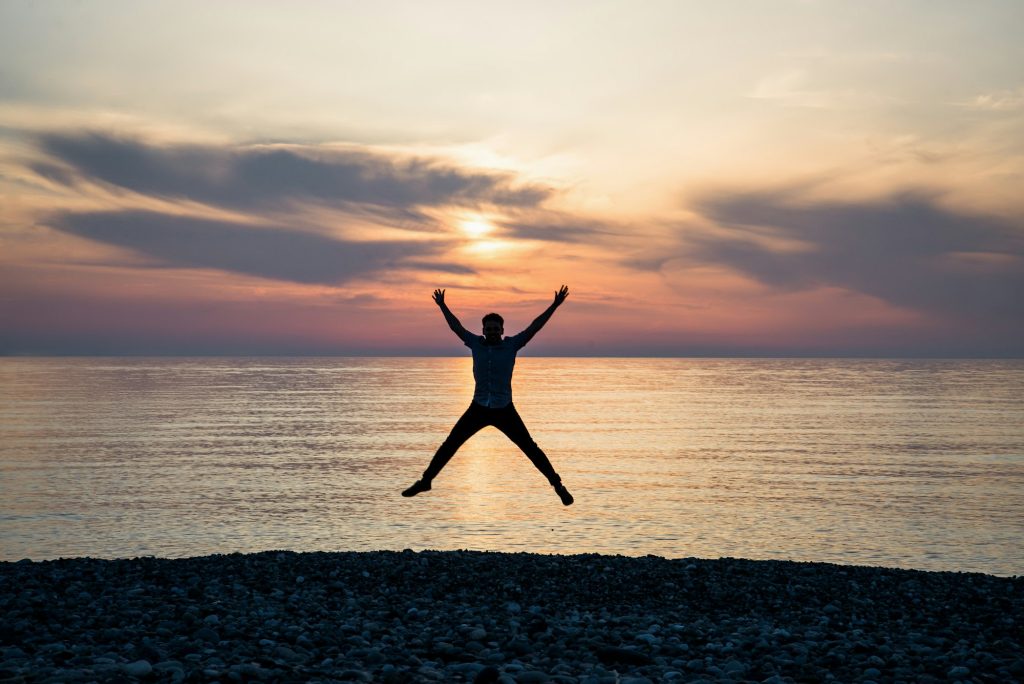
xmin=433 ymin=289 xmax=475 ymax=343
xmin=515 ymin=285 xmax=569 ymax=348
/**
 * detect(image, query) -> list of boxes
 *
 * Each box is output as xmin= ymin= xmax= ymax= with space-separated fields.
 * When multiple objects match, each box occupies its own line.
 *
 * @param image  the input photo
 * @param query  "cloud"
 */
xmin=50 ymin=210 xmax=472 ymax=285
xmin=673 ymin=190 xmax=1024 ymax=322
xmin=747 ymin=68 xmax=895 ymax=110
xmin=959 ymin=86 xmax=1024 ymax=112
xmin=495 ymin=218 xmax=620 ymax=244
xmin=25 ymin=130 xmax=574 ymax=285
xmin=35 ymin=132 xmax=552 ymax=211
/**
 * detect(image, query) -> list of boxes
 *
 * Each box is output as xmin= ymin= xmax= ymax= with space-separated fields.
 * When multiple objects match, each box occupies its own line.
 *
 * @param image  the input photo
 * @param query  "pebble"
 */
xmin=0 ymin=550 xmax=1019 ymax=681
xmin=193 ymin=626 xmax=219 ymax=643
xmin=122 ymin=659 xmax=152 ymax=677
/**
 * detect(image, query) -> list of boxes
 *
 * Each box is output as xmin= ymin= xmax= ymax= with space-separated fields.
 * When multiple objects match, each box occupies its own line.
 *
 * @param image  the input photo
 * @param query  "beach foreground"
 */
xmin=1 ymin=551 xmax=1020 ymax=683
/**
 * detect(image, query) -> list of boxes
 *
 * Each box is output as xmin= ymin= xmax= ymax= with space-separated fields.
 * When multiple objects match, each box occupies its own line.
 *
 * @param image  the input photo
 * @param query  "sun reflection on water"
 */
xmin=1 ymin=357 xmax=1022 ymax=575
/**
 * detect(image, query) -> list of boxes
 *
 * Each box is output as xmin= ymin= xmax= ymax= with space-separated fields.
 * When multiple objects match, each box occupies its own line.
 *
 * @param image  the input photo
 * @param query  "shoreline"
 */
xmin=2 ymin=550 xmax=1021 ymax=682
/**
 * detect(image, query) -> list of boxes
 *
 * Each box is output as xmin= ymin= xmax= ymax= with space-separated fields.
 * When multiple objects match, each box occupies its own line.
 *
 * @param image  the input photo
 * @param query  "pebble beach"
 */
xmin=1 ymin=550 xmax=1021 ymax=683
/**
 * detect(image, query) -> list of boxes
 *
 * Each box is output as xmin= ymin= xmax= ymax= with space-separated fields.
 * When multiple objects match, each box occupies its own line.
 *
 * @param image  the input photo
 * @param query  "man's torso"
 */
xmin=465 ymin=335 xmax=524 ymax=408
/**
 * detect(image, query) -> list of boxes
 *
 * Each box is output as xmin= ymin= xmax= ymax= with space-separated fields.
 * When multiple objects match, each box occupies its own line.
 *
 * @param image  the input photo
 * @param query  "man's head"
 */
xmin=482 ymin=312 xmax=504 ymax=343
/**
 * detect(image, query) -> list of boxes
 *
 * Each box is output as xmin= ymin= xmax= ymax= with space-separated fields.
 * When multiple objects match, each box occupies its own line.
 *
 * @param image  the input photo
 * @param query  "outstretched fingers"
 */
xmin=433 ymin=288 xmax=446 ymax=305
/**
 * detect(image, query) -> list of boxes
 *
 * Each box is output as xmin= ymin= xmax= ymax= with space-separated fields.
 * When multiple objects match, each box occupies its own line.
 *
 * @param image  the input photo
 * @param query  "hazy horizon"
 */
xmin=3 ymin=352 xmax=1023 ymax=360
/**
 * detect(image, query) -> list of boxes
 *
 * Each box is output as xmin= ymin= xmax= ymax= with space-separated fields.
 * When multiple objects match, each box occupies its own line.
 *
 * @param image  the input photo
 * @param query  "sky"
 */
xmin=1 ymin=1 xmax=1022 ymax=356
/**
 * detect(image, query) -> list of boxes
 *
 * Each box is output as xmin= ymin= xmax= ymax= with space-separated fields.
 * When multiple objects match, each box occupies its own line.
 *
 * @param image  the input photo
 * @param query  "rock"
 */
xmin=273 ymin=645 xmax=300 ymax=661
xmin=722 ymin=658 xmax=746 ymax=675
xmin=506 ymin=637 xmax=531 ymax=655
xmin=122 ymin=659 xmax=153 ymax=677
xmin=451 ymin=663 xmax=485 ymax=677
xmin=0 ymin=550 xmax=1018 ymax=683
xmin=193 ymin=626 xmax=219 ymax=643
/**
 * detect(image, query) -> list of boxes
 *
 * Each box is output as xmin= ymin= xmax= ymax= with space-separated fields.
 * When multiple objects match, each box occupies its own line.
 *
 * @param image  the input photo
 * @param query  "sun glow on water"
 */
xmin=2 ymin=357 xmax=1022 ymax=574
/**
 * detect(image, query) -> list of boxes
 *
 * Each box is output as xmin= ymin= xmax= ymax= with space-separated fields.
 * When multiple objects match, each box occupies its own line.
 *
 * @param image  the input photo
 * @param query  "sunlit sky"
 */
xmin=2 ymin=1 xmax=1022 ymax=356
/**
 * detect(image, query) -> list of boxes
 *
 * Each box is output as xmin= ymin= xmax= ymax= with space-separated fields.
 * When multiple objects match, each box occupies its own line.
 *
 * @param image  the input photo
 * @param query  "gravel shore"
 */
xmin=1 ymin=550 xmax=1020 ymax=683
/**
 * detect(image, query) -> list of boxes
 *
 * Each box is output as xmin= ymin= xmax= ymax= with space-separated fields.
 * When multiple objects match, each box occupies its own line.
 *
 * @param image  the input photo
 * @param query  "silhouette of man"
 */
xmin=402 ymin=286 xmax=574 ymax=506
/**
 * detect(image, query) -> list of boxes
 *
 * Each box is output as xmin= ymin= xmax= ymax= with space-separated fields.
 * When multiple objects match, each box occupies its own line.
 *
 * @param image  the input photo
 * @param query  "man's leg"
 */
xmin=493 ymin=404 xmax=573 ymax=505
xmin=492 ymin=402 xmax=569 ymax=483
xmin=404 ymin=403 xmax=488 ymax=496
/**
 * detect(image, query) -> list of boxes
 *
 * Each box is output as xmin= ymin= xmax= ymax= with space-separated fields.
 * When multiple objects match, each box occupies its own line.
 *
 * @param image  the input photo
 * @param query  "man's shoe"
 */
xmin=554 ymin=483 xmax=574 ymax=506
xmin=402 ymin=479 xmax=431 ymax=497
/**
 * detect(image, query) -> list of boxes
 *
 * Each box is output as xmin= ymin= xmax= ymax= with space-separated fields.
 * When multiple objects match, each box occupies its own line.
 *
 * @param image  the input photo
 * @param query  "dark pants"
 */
xmin=423 ymin=402 xmax=561 ymax=486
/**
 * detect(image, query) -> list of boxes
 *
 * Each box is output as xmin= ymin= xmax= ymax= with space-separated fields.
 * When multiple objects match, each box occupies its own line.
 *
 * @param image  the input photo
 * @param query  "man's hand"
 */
xmin=434 ymin=288 xmax=470 ymax=340
xmin=553 ymin=285 xmax=569 ymax=306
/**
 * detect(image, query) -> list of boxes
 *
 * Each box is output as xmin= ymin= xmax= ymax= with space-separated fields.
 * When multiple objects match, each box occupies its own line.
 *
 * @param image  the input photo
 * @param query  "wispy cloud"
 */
xmin=35 ymin=132 xmax=552 ymax=212
xmin=495 ymin=217 xmax=622 ymax=244
xmin=22 ymin=131 xmax=578 ymax=285
xmin=50 ymin=210 xmax=472 ymax=285
xmin=647 ymin=189 xmax=1024 ymax=324
xmin=958 ymin=86 xmax=1024 ymax=112
xmin=747 ymin=68 xmax=896 ymax=110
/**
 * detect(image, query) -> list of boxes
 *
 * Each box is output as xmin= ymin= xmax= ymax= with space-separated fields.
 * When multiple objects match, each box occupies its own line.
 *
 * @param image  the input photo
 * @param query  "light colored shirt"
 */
xmin=457 ymin=331 xmax=530 ymax=408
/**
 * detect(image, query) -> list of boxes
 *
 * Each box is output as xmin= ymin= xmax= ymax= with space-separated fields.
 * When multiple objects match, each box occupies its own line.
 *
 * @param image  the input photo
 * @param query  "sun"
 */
xmin=456 ymin=215 xmax=511 ymax=255
xmin=459 ymin=217 xmax=493 ymax=238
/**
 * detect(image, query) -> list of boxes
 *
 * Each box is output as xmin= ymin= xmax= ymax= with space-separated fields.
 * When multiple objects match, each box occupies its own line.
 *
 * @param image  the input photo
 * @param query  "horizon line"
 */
xmin=2 ymin=353 xmax=1022 ymax=360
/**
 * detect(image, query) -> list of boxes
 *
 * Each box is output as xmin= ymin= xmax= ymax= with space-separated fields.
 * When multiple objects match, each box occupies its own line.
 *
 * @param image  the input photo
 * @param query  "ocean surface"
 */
xmin=1 ymin=357 xmax=1022 ymax=575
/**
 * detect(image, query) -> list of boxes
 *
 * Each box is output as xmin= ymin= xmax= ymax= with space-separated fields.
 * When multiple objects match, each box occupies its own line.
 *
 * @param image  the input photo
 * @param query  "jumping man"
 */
xmin=402 ymin=286 xmax=574 ymax=506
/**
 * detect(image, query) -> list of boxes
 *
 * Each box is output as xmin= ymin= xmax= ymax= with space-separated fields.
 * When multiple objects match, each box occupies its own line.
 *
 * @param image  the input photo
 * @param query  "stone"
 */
xmin=595 ymin=646 xmax=653 ymax=666
xmin=273 ymin=645 xmax=300 ymax=661
xmin=122 ymin=659 xmax=153 ymax=677
xmin=193 ymin=627 xmax=219 ymax=643
xmin=0 ymin=550 xmax=1017 ymax=683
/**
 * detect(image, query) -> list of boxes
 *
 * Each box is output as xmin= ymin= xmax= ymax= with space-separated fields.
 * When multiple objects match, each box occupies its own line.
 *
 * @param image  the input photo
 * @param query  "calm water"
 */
xmin=1 ymin=357 xmax=1022 ymax=575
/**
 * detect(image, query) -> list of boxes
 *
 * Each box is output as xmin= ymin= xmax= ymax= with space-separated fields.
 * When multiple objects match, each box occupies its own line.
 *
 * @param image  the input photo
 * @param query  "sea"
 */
xmin=1 ymin=357 xmax=1021 ymax=576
